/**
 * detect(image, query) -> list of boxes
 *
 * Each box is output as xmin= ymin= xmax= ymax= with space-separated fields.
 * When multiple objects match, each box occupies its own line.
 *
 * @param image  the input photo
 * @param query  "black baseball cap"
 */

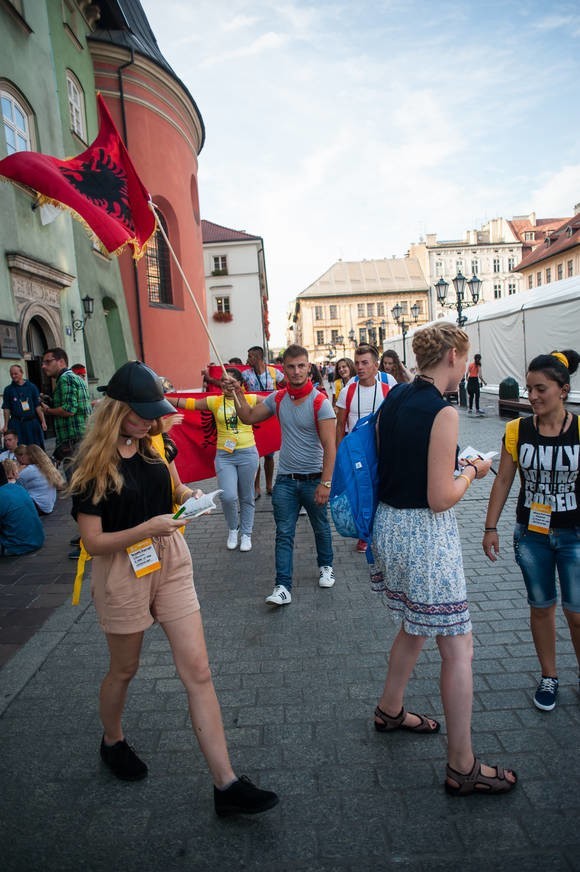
xmin=97 ymin=361 xmax=175 ymax=419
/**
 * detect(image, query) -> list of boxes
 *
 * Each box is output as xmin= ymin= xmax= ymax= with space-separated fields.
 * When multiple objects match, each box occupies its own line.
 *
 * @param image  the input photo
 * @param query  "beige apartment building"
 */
xmin=288 ymin=258 xmax=430 ymax=361
xmin=409 ymin=212 xmax=571 ymax=320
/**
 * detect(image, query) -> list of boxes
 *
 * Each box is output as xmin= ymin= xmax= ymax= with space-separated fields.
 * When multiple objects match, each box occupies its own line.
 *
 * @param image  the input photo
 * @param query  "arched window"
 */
xmin=1 ymin=86 xmax=32 ymax=154
xmin=66 ymin=72 xmax=86 ymax=141
xmin=146 ymin=211 xmax=173 ymax=305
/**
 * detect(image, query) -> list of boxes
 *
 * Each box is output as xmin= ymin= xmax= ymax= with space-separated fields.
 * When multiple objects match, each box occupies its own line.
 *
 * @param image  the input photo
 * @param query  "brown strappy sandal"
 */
xmin=445 ymin=757 xmax=517 ymax=796
xmin=374 ymin=705 xmax=440 ymax=734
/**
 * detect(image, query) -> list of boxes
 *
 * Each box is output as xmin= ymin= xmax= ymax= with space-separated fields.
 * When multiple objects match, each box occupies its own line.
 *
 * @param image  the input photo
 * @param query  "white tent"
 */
xmin=388 ymin=276 xmax=580 ymax=401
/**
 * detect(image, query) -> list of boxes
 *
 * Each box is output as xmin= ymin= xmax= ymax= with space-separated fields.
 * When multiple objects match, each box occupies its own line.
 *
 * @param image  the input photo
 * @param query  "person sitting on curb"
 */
xmin=224 ymin=344 xmax=336 ymax=607
xmin=14 ymin=444 xmax=65 ymax=515
xmin=0 ymin=464 xmax=45 ymax=556
xmin=0 ymin=429 xmax=19 ymax=462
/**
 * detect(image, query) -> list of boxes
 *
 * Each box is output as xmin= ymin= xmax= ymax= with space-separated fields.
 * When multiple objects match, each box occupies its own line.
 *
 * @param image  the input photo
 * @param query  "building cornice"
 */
xmin=6 ymin=254 xmax=76 ymax=289
xmin=88 ymin=42 xmax=204 ymax=154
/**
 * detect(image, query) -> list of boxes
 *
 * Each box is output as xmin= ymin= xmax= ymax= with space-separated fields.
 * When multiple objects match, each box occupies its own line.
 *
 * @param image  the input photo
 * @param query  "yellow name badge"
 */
xmin=528 ymin=502 xmax=552 ymax=535
xmin=126 ymin=538 xmax=161 ymax=577
xmin=21 ymin=399 xmax=30 ymax=411
xmin=223 ymin=437 xmax=237 ymax=454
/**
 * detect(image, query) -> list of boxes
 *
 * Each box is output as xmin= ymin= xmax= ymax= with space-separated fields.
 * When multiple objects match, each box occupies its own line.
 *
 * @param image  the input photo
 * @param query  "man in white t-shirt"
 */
xmin=336 ymin=344 xmax=393 ymax=552
xmin=336 ymin=345 xmax=394 ymax=444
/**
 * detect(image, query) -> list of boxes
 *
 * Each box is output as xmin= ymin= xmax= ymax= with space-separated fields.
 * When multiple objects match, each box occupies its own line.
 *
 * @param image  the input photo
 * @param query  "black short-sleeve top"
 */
xmin=72 ymin=452 xmax=173 ymax=532
xmin=508 ymin=414 xmax=580 ymax=529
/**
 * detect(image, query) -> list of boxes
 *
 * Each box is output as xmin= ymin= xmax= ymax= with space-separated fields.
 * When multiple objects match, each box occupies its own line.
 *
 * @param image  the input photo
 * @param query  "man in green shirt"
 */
xmin=41 ymin=347 xmax=91 ymax=467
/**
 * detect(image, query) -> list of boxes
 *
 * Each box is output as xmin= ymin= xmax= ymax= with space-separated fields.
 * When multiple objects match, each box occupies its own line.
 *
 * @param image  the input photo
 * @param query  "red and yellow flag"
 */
xmin=0 ymin=94 xmax=155 ymax=258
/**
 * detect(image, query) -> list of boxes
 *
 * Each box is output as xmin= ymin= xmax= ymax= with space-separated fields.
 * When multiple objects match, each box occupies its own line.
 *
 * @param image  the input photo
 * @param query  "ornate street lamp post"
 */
xmin=365 ymin=318 xmax=377 ymax=346
xmin=348 ymin=328 xmax=356 ymax=348
xmin=434 ymin=272 xmax=482 ymax=327
xmin=391 ymin=302 xmax=420 ymax=365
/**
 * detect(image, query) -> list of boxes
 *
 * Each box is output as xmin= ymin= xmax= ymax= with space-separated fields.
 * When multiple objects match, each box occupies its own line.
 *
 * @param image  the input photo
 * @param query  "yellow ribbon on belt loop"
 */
xmin=72 ymin=541 xmax=91 ymax=605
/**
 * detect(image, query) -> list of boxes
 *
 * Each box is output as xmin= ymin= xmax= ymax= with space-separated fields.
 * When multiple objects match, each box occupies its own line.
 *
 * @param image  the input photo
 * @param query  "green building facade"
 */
xmin=0 ymin=0 xmax=134 ymax=401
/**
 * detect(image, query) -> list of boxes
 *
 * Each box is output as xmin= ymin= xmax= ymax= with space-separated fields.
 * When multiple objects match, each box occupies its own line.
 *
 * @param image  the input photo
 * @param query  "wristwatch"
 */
xmin=321 ymin=480 xmax=332 ymax=488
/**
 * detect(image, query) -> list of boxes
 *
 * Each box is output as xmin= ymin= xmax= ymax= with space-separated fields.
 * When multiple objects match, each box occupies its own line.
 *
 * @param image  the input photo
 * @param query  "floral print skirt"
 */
xmin=372 ymin=502 xmax=471 ymax=637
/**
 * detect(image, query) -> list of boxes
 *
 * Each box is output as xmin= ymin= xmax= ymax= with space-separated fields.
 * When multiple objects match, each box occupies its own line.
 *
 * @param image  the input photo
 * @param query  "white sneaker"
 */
xmin=265 ymin=585 xmax=292 ymax=606
xmin=240 ymin=534 xmax=252 ymax=552
xmin=226 ymin=529 xmax=238 ymax=550
xmin=318 ymin=566 xmax=335 ymax=588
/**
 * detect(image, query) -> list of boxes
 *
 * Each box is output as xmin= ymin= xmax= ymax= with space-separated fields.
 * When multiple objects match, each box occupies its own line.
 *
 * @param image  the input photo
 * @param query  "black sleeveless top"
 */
xmin=377 ymin=379 xmax=449 ymax=508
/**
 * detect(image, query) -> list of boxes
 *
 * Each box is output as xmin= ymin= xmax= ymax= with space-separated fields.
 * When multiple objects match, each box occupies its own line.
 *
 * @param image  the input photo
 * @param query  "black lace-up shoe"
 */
xmin=100 ymin=736 xmax=148 ymax=781
xmin=214 ymin=775 xmax=279 ymax=816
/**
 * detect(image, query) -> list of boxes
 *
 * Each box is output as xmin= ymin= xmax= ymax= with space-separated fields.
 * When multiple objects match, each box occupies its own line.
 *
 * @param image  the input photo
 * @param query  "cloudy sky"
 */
xmin=140 ymin=0 xmax=580 ymax=345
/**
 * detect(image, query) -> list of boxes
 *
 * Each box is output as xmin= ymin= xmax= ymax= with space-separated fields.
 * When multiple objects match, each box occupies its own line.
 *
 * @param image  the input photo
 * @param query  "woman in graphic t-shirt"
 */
xmin=483 ymin=349 xmax=580 ymax=713
xmin=171 ymin=368 xmax=262 ymax=553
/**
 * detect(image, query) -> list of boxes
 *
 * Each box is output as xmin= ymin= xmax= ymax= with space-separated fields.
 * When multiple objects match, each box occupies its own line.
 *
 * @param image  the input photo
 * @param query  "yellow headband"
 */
xmin=551 ymin=352 xmax=569 ymax=369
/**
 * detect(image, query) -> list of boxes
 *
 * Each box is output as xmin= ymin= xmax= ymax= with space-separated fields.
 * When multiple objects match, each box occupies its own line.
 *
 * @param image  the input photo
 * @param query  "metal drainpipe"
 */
xmin=257 ymin=240 xmax=269 ymax=358
xmin=117 ymin=49 xmax=145 ymax=362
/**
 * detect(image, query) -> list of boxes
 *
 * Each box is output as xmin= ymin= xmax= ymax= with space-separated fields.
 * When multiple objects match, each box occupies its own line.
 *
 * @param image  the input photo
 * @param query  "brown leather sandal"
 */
xmin=445 ymin=757 xmax=517 ymax=796
xmin=374 ymin=705 xmax=440 ymax=734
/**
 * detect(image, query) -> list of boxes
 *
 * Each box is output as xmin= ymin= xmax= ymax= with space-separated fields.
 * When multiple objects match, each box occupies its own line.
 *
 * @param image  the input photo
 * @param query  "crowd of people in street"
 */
xmin=1 ymin=331 xmax=579 ymax=810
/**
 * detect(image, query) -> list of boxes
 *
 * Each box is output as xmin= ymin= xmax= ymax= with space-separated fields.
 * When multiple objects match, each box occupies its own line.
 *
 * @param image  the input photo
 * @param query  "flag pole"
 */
xmin=149 ymin=201 xmax=229 ymax=379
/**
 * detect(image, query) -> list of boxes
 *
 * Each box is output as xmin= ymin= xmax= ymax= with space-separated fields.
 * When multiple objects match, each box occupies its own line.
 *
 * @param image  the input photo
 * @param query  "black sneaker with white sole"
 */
xmin=214 ymin=775 xmax=279 ymax=816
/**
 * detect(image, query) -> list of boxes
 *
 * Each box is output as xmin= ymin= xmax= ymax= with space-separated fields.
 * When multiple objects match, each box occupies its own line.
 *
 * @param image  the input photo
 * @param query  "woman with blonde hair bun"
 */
xmin=371 ymin=322 xmax=517 ymax=796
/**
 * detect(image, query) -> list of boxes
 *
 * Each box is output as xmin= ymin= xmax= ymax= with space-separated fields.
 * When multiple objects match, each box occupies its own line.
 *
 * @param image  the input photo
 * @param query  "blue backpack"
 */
xmin=329 ymin=383 xmax=409 ymax=565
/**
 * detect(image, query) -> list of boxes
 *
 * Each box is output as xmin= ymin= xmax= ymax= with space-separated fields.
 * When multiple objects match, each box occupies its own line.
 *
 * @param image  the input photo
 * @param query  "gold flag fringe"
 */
xmin=0 ymin=175 xmax=153 ymax=260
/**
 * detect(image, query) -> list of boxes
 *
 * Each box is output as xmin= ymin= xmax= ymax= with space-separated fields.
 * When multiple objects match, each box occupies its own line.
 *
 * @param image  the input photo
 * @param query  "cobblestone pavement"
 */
xmin=1 ymin=400 xmax=579 ymax=871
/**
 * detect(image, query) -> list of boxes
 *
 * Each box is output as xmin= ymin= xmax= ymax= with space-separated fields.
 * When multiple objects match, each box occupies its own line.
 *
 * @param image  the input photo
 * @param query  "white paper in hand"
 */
xmin=179 ymin=490 xmax=223 ymax=519
xmin=459 ymin=445 xmax=498 ymax=463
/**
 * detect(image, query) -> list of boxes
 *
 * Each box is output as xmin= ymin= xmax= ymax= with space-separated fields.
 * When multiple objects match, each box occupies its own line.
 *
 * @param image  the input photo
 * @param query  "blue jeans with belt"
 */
xmin=272 ymin=474 xmax=333 ymax=591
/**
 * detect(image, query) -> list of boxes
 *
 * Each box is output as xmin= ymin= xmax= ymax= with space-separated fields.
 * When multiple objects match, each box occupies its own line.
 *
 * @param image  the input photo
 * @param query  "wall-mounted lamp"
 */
xmin=71 ymin=294 xmax=94 ymax=342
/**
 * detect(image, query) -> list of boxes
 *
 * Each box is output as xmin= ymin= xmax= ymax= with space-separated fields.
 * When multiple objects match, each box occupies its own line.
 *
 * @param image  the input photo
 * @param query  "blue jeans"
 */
xmin=513 ymin=523 xmax=580 ymax=611
xmin=272 ymin=475 xmax=333 ymax=591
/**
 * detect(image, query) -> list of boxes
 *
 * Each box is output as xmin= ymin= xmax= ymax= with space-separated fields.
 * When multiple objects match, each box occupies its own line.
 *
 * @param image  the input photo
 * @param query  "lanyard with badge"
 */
xmin=527 ymin=412 xmax=568 ymax=534
xmin=256 ymin=369 xmax=270 ymax=390
xmin=357 ymin=381 xmax=378 ymax=420
xmin=222 ymin=394 xmax=239 ymax=453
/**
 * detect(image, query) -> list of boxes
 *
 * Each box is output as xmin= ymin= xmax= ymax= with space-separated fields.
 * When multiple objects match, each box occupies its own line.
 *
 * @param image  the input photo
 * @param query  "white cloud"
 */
xmin=530 ymin=165 xmax=580 ymax=216
xmin=223 ymin=14 xmax=260 ymax=31
xmin=200 ymin=31 xmax=287 ymax=67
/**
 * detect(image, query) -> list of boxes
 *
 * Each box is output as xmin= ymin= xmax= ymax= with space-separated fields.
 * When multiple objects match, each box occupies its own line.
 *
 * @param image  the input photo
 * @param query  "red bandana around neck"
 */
xmin=287 ymin=379 xmax=314 ymax=400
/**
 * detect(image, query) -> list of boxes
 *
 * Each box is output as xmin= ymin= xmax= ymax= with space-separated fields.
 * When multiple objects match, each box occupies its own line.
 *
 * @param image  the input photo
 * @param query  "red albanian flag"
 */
xmin=0 ymin=94 xmax=155 ymax=259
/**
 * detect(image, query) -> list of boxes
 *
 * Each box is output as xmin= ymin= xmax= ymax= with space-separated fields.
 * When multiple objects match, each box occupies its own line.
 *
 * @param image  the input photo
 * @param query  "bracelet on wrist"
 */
xmin=484 ymin=527 xmax=497 ymax=533
xmin=458 ymin=474 xmax=471 ymax=488
xmin=465 ymin=461 xmax=478 ymax=477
